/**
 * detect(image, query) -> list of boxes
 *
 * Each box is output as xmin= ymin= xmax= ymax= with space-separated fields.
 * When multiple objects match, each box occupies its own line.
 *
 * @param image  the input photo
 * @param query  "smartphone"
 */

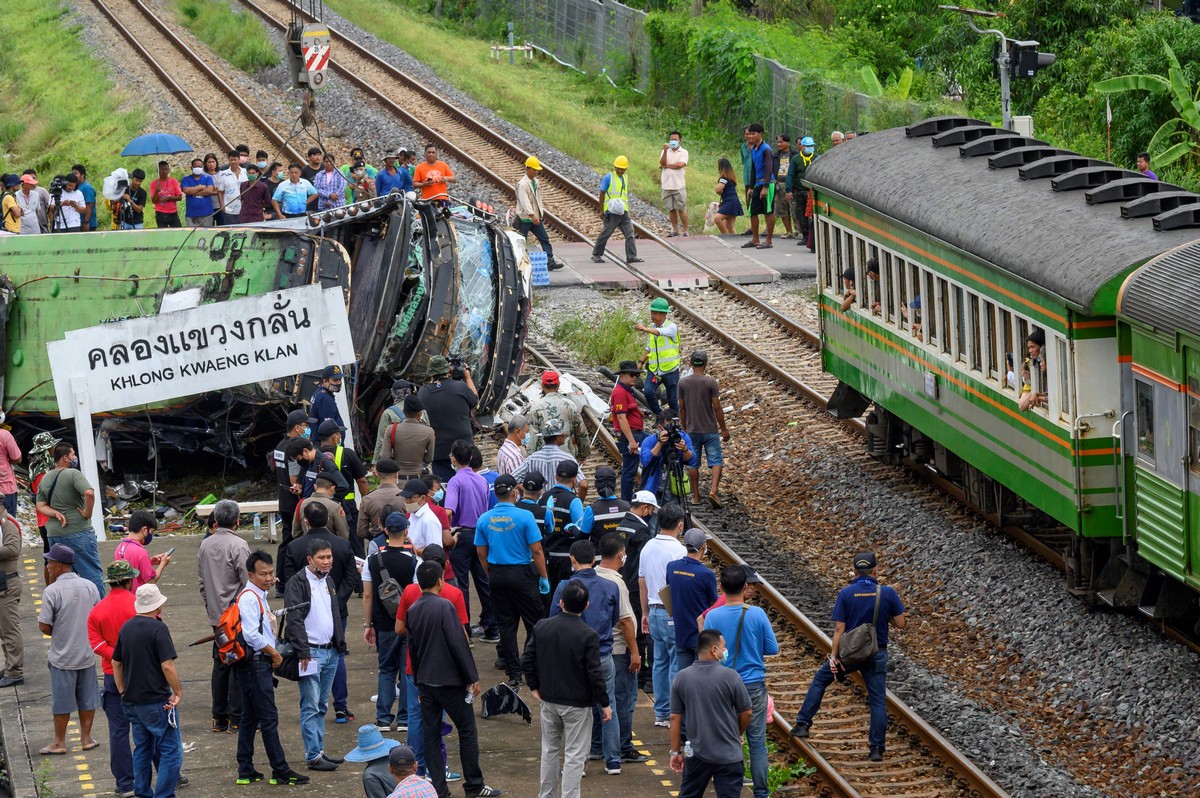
xmin=164 ymin=547 xmax=176 ymax=557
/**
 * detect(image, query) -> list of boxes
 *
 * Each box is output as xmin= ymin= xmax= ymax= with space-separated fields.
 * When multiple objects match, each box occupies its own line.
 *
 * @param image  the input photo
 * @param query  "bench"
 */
xmin=194 ymin=500 xmax=282 ymax=542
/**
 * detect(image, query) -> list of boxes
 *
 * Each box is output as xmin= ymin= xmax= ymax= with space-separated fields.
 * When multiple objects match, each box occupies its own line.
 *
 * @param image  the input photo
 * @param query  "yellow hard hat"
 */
xmin=613 ymin=155 xmax=629 ymax=169
xmin=525 ymin=156 xmax=542 ymax=170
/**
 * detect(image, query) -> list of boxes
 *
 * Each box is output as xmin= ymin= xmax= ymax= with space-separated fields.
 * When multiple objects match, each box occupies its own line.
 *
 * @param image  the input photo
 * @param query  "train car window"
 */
xmin=998 ymin=308 xmax=1016 ymax=393
xmin=821 ymin=223 xmax=833 ymax=289
xmin=923 ymin=270 xmax=937 ymax=345
xmin=1057 ymin=338 xmax=1070 ymax=417
xmin=1137 ymin=380 xmax=1155 ymax=459
xmin=833 ymin=227 xmax=844 ymax=291
xmin=896 ymin=259 xmax=909 ymax=330
xmin=937 ymin=278 xmax=952 ymax=356
xmin=855 ymin=237 xmax=868 ymax=310
xmin=952 ymin=285 xmax=967 ymax=362
xmin=969 ymin=294 xmax=982 ymax=372
xmin=882 ymin=253 xmax=896 ymax=323
xmin=984 ymin=301 xmax=998 ymax=380
xmin=1189 ymin=383 xmax=1200 ymax=475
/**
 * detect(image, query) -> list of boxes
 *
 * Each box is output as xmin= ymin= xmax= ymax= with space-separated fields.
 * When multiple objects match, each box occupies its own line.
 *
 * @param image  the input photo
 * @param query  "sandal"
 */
xmin=81 ymin=741 xmax=100 ymax=751
xmin=757 ymin=243 xmax=774 ymax=249
xmin=741 ymin=241 xmax=759 ymax=248
xmin=707 ymin=494 xmax=723 ymax=510
xmin=39 ymin=747 xmax=67 ymax=756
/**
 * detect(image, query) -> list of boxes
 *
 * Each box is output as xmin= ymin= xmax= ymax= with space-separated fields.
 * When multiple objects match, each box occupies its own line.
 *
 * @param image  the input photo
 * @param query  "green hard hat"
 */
xmin=649 ymin=297 xmax=671 ymax=313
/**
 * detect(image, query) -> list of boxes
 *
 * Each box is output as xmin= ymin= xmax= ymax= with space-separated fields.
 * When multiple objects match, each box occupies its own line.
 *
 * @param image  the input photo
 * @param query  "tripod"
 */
xmin=657 ymin=438 xmax=692 ymax=529
xmin=48 ymin=193 xmax=70 ymax=233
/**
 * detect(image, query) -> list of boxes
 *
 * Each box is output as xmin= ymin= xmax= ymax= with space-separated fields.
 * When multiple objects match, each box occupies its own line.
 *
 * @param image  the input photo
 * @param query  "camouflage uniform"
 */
xmin=528 ymin=392 xmax=591 ymax=460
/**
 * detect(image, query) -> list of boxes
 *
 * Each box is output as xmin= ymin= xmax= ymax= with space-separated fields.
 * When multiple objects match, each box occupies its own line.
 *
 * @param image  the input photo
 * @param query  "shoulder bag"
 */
xmin=837 ymin=587 xmax=881 ymax=668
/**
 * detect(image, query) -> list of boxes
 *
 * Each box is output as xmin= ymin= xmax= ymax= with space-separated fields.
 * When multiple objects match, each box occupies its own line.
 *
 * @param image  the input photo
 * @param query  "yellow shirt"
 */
xmin=2 ymin=194 xmax=19 ymax=234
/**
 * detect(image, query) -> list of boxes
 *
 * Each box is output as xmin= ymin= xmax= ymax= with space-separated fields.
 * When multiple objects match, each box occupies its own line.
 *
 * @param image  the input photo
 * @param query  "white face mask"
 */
xmin=404 ymin=500 xmax=420 ymax=513
xmin=619 ymin=552 xmax=628 ymax=567
xmin=192 ymin=167 xmax=203 ymax=176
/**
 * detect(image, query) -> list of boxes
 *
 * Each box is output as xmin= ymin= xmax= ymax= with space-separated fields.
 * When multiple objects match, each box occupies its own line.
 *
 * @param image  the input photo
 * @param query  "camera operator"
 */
xmin=417 ymin=355 xmax=477 ymax=483
xmin=638 ymin=416 xmax=698 ymax=506
xmin=117 ymin=170 xmax=147 ymax=230
xmin=48 ymin=175 xmax=86 ymax=233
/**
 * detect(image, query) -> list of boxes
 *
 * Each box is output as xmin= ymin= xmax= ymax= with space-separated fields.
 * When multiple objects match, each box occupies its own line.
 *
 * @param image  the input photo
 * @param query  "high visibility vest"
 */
xmin=646 ymin=327 xmax=681 ymax=374
xmin=333 ymin=445 xmax=355 ymax=501
xmin=604 ymin=172 xmax=629 ymax=214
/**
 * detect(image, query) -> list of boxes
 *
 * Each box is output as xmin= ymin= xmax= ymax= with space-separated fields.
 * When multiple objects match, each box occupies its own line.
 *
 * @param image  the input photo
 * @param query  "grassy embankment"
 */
xmin=175 ymin=0 xmax=281 ymax=72
xmin=325 ymin=0 xmax=758 ymax=233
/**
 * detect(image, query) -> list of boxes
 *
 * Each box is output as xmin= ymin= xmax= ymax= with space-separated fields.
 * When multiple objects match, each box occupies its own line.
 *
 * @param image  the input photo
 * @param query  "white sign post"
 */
xmin=47 ymin=284 xmax=356 ymax=540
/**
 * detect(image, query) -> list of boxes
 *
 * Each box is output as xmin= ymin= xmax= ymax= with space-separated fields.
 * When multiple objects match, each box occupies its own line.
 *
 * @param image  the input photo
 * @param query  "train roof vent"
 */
xmin=1085 ymin=178 xmax=1181 ymax=205
xmin=1018 ymin=155 xmax=1103 ymax=180
xmin=1121 ymin=191 xmax=1200 ymax=219
xmin=1051 ymin=166 xmax=1141 ymax=192
xmin=959 ymin=135 xmax=1046 ymax=158
xmin=988 ymin=145 xmax=1064 ymax=169
xmin=905 ymin=116 xmax=991 ymax=138
xmin=930 ymin=124 xmax=1007 ymax=148
xmin=1153 ymin=205 xmax=1200 ymax=231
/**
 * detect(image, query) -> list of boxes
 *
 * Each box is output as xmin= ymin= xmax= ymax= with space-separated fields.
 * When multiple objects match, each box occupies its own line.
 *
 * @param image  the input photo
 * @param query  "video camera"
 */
xmin=48 ymin=176 xmax=68 ymax=200
xmin=448 ymin=352 xmax=467 ymax=381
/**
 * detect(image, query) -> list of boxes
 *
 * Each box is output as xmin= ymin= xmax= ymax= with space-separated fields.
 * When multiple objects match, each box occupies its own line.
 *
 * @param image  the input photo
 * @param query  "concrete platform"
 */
xmin=541 ymin=235 xmax=781 ymax=290
xmin=0 ymin=533 xmax=680 ymax=798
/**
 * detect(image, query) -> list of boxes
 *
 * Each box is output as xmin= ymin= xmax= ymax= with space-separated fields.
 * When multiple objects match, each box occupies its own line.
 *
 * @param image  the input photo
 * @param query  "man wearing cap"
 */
xmin=197 ymin=499 xmax=250 ymax=734
xmin=344 ymin=724 xmax=405 ymax=798
xmin=704 ymin=565 xmax=777 ymax=798
xmin=666 ymin=529 xmax=718 ymax=672
xmin=516 ymin=472 xmax=548 ymax=538
xmin=112 ymin=584 xmax=183 ymax=798
xmin=418 ymin=355 xmax=478 ymax=482
xmin=609 ymin=361 xmax=645 ymax=501
xmin=15 ymin=172 xmax=46 ymax=234
xmin=677 ymin=350 xmax=729 ymax=509
xmin=577 ymin=466 xmax=630 ymax=544
xmin=382 ymin=743 xmax=437 ymax=798
xmin=318 ymin=419 xmax=371 ymax=557
xmin=515 ymin=156 xmax=562 ymax=270
xmin=528 ymin=371 xmax=590 ymax=460
xmin=538 ymin=460 xmax=587 ymax=599
xmin=374 ymin=379 xmax=422 ymax=461
xmin=310 ymin=365 xmax=346 ymax=439
xmin=35 ymin=441 xmax=106 ymax=595
xmin=635 ymin=298 xmax=682 ymax=421
xmin=39 ymin=544 xmax=101 ymax=755
xmin=274 ymin=409 xmax=314 ymax=573
xmin=497 ymin=414 xmax=529 ymax=476
xmin=376 ymin=151 xmax=414 ymax=197
xmin=378 ymin=394 xmax=435 ymax=478
xmin=87 ymin=560 xmax=138 ymax=794
xmin=591 ymin=156 xmax=641 ymax=264
xmin=358 ymin=460 xmax=406 ymax=544
xmin=363 ymin=512 xmax=417 ymax=731
xmin=790 ymin=552 xmax=906 ymax=761
xmin=0 ymin=497 xmax=22 ymax=690
xmin=293 ymin=474 xmax=350 ymax=541
xmin=639 ymin=415 xmax=698 ymax=503
xmin=638 ymin=503 xmax=687 ymax=725
xmin=475 ymin=473 xmax=547 ymax=689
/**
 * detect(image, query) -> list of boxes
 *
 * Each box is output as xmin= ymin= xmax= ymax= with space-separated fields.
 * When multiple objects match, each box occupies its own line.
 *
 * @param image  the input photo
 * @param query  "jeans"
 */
xmin=418 ymin=683 xmax=482 ymax=798
xmin=298 ymin=647 xmax=339 ymax=761
xmin=679 ymin=756 xmax=743 ymax=798
xmin=449 ymin=532 xmax=496 ymax=635
xmin=210 ymin=641 xmax=242 ymax=725
xmin=539 ymin=702 xmax=592 ymax=798
xmin=1 ymin=493 xmax=15 ymax=516
xmin=796 ymin=649 xmax=889 ymax=751
xmin=689 ymin=432 xmax=725 ymax=467
xmin=119 ymin=222 xmax=145 ymax=229
xmin=591 ymin=212 xmax=637 ymax=261
xmin=745 ymin=682 xmax=769 ymax=798
xmin=47 ymin=530 xmax=105 ymax=597
xmin=674 ymin=646 xmax=697 ymax=673
xmin=375 ymin=630 xmax=405 ymax=725
xmin=518 ymin=219 xmax=555 ymax=261
xmin=588 ymin=654 xmax=619 ymax=764
xmin=333 ymin=617 xmax=349 ymax=713
xmin=616 ymin=431 xmax=646 ymax=502
xmin=644 ymin=369 xmax=680 ymax=419
xmin=102 ymin=675 xmax=133 ymax=793
xmin=648 ymin=607 xmax=676 ymax=720
xmin=124 ymin=701 xmax=182 ymax=798
xmin=611 ymin=652 xmax=638 ymax=756
xmin=236 ymin=659 xmax=291 ymax=775
xmin=489 ymin=564 xmax=543 ymax=681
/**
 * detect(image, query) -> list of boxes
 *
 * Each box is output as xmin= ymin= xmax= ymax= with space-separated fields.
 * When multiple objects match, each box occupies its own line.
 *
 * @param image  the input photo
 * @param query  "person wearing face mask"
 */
xmin=665 ymin=529 xmax=717 ymax=673
xmin=786 ymin=136 xmax=815 ymax=248
xmin=263 ymin=161 xmax=284 ymax=201
xmin=238 ymin=163 xmax=274 ymax=223
xmin=347 ymin=159 xmax=376 ymax=203
xmin=668 ymin=628 xmax=750 ymax=798
xmin=310 ymin=365 xmax=346 ymax=439
xmin=217 ymin=148 xmax=247 ymax=224
xmin=273 ymin=409 xmax=314 ymax=584
xmin=112 ymin=510 xmax=169 ymax=591
xmin=181 ymin=157 xmax=217 ymax=227
xmin=658 ymin=131 xmax=689 ymax=237
xmin=401 ymin=479 xmax=454 ymax=558
xmin=594 ymin=534 xmax=644 ymax=766
xmin=613 ymin=490 xmax=655 ymax=689
xmin=703 ymin=566 xmax=777 ymax=798
xmin=35 ymin=442 xmax=105 ymax=596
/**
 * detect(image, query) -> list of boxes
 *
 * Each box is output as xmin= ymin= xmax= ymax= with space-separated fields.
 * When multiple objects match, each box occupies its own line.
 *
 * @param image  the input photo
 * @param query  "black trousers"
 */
xmin=211 ymin=640 xmax=243 ymax=724
xmin=235 ymin=659 xmax=290 ymax=776
xmin=489 ymin=564 xmax=543 ymax=681
xmin=679 ymin=756 xmax=744 ymax=798
xmin=155 ymin=211 xmax=181 ymax=228
xmin=276 ymin=489 xmax=300 ymax=589
xmin=419 ymin=683 xmax=483 ymax=798
xmin=343 ymin=504 xmax=364 ymax=559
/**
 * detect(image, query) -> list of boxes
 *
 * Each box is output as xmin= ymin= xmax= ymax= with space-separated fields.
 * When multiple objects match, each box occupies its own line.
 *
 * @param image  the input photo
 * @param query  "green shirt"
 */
xmin=36 ymin=467 xmax=94 ymax=535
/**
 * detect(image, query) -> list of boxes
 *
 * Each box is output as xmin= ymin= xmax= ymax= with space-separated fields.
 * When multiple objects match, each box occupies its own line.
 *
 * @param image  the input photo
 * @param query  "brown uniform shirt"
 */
xmin=357 ymin=482 xmax=406 ymax=540
xmin=292 ymin=495 xmax=349 ymax=540
xmin=378 ymin=419 xmax=435 ymax=476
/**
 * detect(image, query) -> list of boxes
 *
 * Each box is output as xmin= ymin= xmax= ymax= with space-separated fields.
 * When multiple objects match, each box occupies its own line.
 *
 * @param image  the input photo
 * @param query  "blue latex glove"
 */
xmin=538 ymin=577 xmax=550 ymax=595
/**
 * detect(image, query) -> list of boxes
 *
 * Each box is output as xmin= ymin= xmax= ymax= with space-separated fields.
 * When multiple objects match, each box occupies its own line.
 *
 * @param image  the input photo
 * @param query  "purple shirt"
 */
xmin=444 ymin=467 xmax=490 ymax=528
xmin=1143 ymin=169 xmax=1158 ymax=181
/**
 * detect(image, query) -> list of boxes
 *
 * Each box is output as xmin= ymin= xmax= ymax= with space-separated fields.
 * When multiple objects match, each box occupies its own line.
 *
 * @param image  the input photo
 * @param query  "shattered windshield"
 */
xmin=449 ymin=221 xmax=496 ymax=383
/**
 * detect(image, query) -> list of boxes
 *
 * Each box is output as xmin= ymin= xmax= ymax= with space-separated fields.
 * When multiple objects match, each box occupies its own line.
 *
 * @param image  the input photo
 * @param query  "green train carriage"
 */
xmin=806 ymin=117 xmax=1200 ymax=616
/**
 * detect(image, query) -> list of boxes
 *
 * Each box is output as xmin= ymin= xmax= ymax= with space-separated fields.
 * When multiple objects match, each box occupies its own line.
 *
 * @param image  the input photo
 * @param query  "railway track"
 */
xmin=521 ymin=344 xmax=1008 ymax=798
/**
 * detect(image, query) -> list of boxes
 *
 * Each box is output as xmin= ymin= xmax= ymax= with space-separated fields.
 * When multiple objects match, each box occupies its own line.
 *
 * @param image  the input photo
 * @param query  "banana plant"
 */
xmin=1095 ymin=42 xmax=1200 ymax=167
xmin=860 ymin=65 xmax=914 ymax=101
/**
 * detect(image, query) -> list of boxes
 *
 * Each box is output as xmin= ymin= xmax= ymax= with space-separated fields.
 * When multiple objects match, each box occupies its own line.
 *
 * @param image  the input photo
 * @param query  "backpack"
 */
xmin=215 ymin=589 xmax=264 ymax=669
xmin=374 ymin=552 xmax=405 ymax=618
xmin=837 ymin=587 xmax=881 ymax=668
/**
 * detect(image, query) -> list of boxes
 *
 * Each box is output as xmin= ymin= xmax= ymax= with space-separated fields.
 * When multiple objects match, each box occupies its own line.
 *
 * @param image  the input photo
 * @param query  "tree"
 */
xmin=1095 ymin=42 xmax=1200 ymax=168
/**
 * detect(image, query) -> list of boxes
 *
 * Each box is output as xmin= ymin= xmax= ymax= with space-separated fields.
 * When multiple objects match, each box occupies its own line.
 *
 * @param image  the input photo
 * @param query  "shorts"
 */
xmin=773 ymin=185 xmax=793 ymax=217
xmin=50 ymin=663 xmax=100 ymax=715
xmin=689 ymin=432 xmax=724 ymax=467
xmin=749 ymin=185 xmax=772 ymax=216
xmin=662 ymin=190 xmax=687 ymax=212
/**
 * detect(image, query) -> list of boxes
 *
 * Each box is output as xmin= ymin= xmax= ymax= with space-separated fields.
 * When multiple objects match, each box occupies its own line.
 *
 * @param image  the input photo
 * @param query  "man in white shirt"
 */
xmin=401 ymin=478 xmax=451 ymax=556
xmin=48 ymin=174 xmax=87 ymax=232
xmin=637 ymin=503 xmax=687 ymax=726
xmin=658 ymin=131 xmax=689 ymax=237
xmin=216 ymin=149 xmax=245 ymax=224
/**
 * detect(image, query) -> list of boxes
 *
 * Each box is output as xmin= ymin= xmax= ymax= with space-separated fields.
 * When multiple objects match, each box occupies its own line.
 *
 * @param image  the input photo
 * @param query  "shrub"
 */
xmin=176 ymin=0 xmax=281 ymax=72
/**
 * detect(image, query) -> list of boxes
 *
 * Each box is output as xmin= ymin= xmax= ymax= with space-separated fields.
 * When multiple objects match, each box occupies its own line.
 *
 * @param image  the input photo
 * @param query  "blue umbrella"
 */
xmin=120 ymin=132 xmax=194 ymax=157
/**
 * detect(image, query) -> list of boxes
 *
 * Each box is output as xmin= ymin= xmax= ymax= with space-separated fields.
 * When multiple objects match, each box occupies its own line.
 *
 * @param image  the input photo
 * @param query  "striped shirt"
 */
xmin=511 ymin=443 xmax=584 ymax=488
xmin=496 ymin=438 xmax=526 ymax=475
xmin=313 ymin=169 xmax=348 ymax=211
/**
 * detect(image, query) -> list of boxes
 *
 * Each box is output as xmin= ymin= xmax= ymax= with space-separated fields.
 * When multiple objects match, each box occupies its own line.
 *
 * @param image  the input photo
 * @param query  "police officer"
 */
xmin=274 ymin=410 xmax=313 ymax=560
xmin=614 ymin=491 xmax=658 ymax=690
xmin=577 ymin=467 xmax=630 ymax=546
xmin=310 ymin=365 xmax=346 ymax=439
xmin=474 ymin=474 xmax=548 ymax=690
xmin=317 ymin=420 xmax=370 ymax=558
xmin=635 ymin=298 xmax=681 ymax=421
xmin=284 ymin=437 xmax=349 ymax=501
xmin=527 ymin=371 xmax=590 ymax=460
xmin=0 ymin=497 xmax=22 ymax=689
xmin=357 ymin=460 xmax=405 ymax=548
xmin=539 ymin=461 xmax=585 ymax=598
xmin=790 ymin=552 xmax=906 ymax=762
xmin=516 ymin=473 xmax=547 ymax=540
xmin=373 ymin=379 xmax=420 ymax=461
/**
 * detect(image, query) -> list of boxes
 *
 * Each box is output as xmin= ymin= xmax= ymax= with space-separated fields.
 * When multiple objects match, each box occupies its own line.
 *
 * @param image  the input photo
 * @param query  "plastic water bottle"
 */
xmin=683 ymin=741 xmax=694 ymax=758
xmin=252 ymin=514 xmax=262 ymax=540
xmin=465 ymin=688 xmax=474 ymax=705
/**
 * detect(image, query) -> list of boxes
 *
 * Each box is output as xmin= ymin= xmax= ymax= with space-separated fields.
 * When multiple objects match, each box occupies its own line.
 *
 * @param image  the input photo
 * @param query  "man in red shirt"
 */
xmin=0 ymin=419 xmax=21 ymax=517
xmin=87 ymin=560 xmax=138 ymax=797
xmin=395 ymin=544 xmax=465 ymax=780
xmin=610 ymin=361 xmax=646 ymax=502
xmin=149 ymin=161 xmax=182 ymax=228
xmin=112 ymin=510 xmax=171 ymax=590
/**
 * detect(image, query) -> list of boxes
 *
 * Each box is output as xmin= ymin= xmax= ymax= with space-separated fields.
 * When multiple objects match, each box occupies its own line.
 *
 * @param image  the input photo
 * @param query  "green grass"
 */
xmin=0 ymin=0 xmax=148 ymax=229
xmin=552 ymin=307 xmax=644 ymax=367
xmin=176 ymin=0 xmax=280 ymax=72
xmin=743 ymin=738 xmax=817 ymax=792
xmin=325 ymin=0 xmax=752 ymax=232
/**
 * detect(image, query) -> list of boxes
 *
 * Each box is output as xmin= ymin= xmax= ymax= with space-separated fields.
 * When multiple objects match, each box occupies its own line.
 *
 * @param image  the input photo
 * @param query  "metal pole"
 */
xmin=998 ymin=43 xmax=1012 ymax=130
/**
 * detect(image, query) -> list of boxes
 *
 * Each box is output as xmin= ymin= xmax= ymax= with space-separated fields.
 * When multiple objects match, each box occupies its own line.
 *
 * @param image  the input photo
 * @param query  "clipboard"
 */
xmin=657 ymin=585 xmax=673 ymax=615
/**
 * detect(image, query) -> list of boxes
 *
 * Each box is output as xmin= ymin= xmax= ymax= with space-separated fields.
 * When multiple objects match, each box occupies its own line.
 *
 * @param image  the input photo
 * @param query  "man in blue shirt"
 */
xmin=376 ymin=151 xmax=413 ymax=196
xmin=549 ymin=540 xmax=621 ymax=772
xmin=475 ymin=475 xmax=549 ymax=690
xmin=704 ymin=565 xmax=778 ymax=798
xmin=638 ymin=417 xmax=699 ymax=502
xmin=271 ymin=163 xmax=318 ymax=219
xmin=790 ymin=552 xmax=906 ymax=761
xmin=181 ymin=158 xmax=217 ymax=227
xmin=665 ymin=529 xmax=718 ymax=672
xmin=743 ymin=123 xmax=774 ymax=249
xmin=71 ymin=165 xmax=97 ymax=231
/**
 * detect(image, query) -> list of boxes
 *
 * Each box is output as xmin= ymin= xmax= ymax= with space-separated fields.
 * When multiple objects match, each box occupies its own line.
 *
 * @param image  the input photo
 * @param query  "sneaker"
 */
xmin=474 ymin=787 xmax=503 ymax=797
xmin=306 ymin=756 xmax=338 ymax=772
xmin=666 ymin=232 xmax=678 ymax=238
xmin=0 ymin=676 xmax=23 ymax=688
xmin=117 ymin=791 xmax=136 ymax=798
xmin=235 ymin=771 xmax=264 ymax=785
xmin=375 ymin=720 xmax=393 ymax=731
xmin=790 ymin=722 xmax=810 ymax=739
xmin=605 ymin=761 xmax=622 ymax=775
xmin=370 ymin=694 xmax=379 ymax=703
xmin=177 ymin=775 xmax=189 ymax=788
xmin=323 ymin=752 xmax=345 ymax=764
xmin=395 ymin=722 xmax=408 ymax=732
xmin=270 ymin=770 xmax=311 ymax=786
xmin=620 ymin=752 xmax=649 ymax=763
xmin=627 ymin=257 xmax=644 ymax=264
xmin=335 ymin=709 xmax=354 ymax=724
xmin=479 ymin=630 xmax=500 ymax=644
xmin=590 ymin=256 xmax=605 ymax=264
xmin=587 ymin=752 xmax=603 ymax=761
xmin=445 ymin=769 xmax=462 ymax=782
xmin=868 ymin=748 xmax=884 ymax=762
xmin=211 ymin=719 xmax=229 ymax=734
xmin=228 ymin=723 xmax=239 ymax=733
xmin=653 ymin=718 xmax=669 ymax=727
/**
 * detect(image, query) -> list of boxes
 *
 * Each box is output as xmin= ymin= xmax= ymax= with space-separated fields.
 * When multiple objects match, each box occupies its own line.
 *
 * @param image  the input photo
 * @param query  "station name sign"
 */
xmin=48 ymin=284 xmax=355 ymax=418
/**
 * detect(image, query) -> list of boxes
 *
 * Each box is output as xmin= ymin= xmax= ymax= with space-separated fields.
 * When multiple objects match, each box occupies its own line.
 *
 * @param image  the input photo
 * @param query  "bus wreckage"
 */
xmin=0 ymin=194 xmax=532 ymax=467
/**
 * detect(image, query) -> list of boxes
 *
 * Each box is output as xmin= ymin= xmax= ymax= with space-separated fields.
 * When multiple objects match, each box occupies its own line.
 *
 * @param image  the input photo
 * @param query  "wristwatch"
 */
xmin=670 ymin=750 xmax=681 ymax=757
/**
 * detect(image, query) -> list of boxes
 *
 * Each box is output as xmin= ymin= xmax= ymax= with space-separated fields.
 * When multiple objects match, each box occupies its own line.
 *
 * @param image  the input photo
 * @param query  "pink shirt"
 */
xmin=0 ymin=430 xmax=20 ymax=494
xmin=113 ymin=538 xmax=154 ymax=590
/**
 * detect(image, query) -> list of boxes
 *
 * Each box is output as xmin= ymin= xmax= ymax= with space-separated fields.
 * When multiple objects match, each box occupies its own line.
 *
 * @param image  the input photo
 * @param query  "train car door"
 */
xmin=1186 ymin=349 xmax=1200 ymax=586
xmin=1130 ymin=361 xmax=1189 ymax=581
